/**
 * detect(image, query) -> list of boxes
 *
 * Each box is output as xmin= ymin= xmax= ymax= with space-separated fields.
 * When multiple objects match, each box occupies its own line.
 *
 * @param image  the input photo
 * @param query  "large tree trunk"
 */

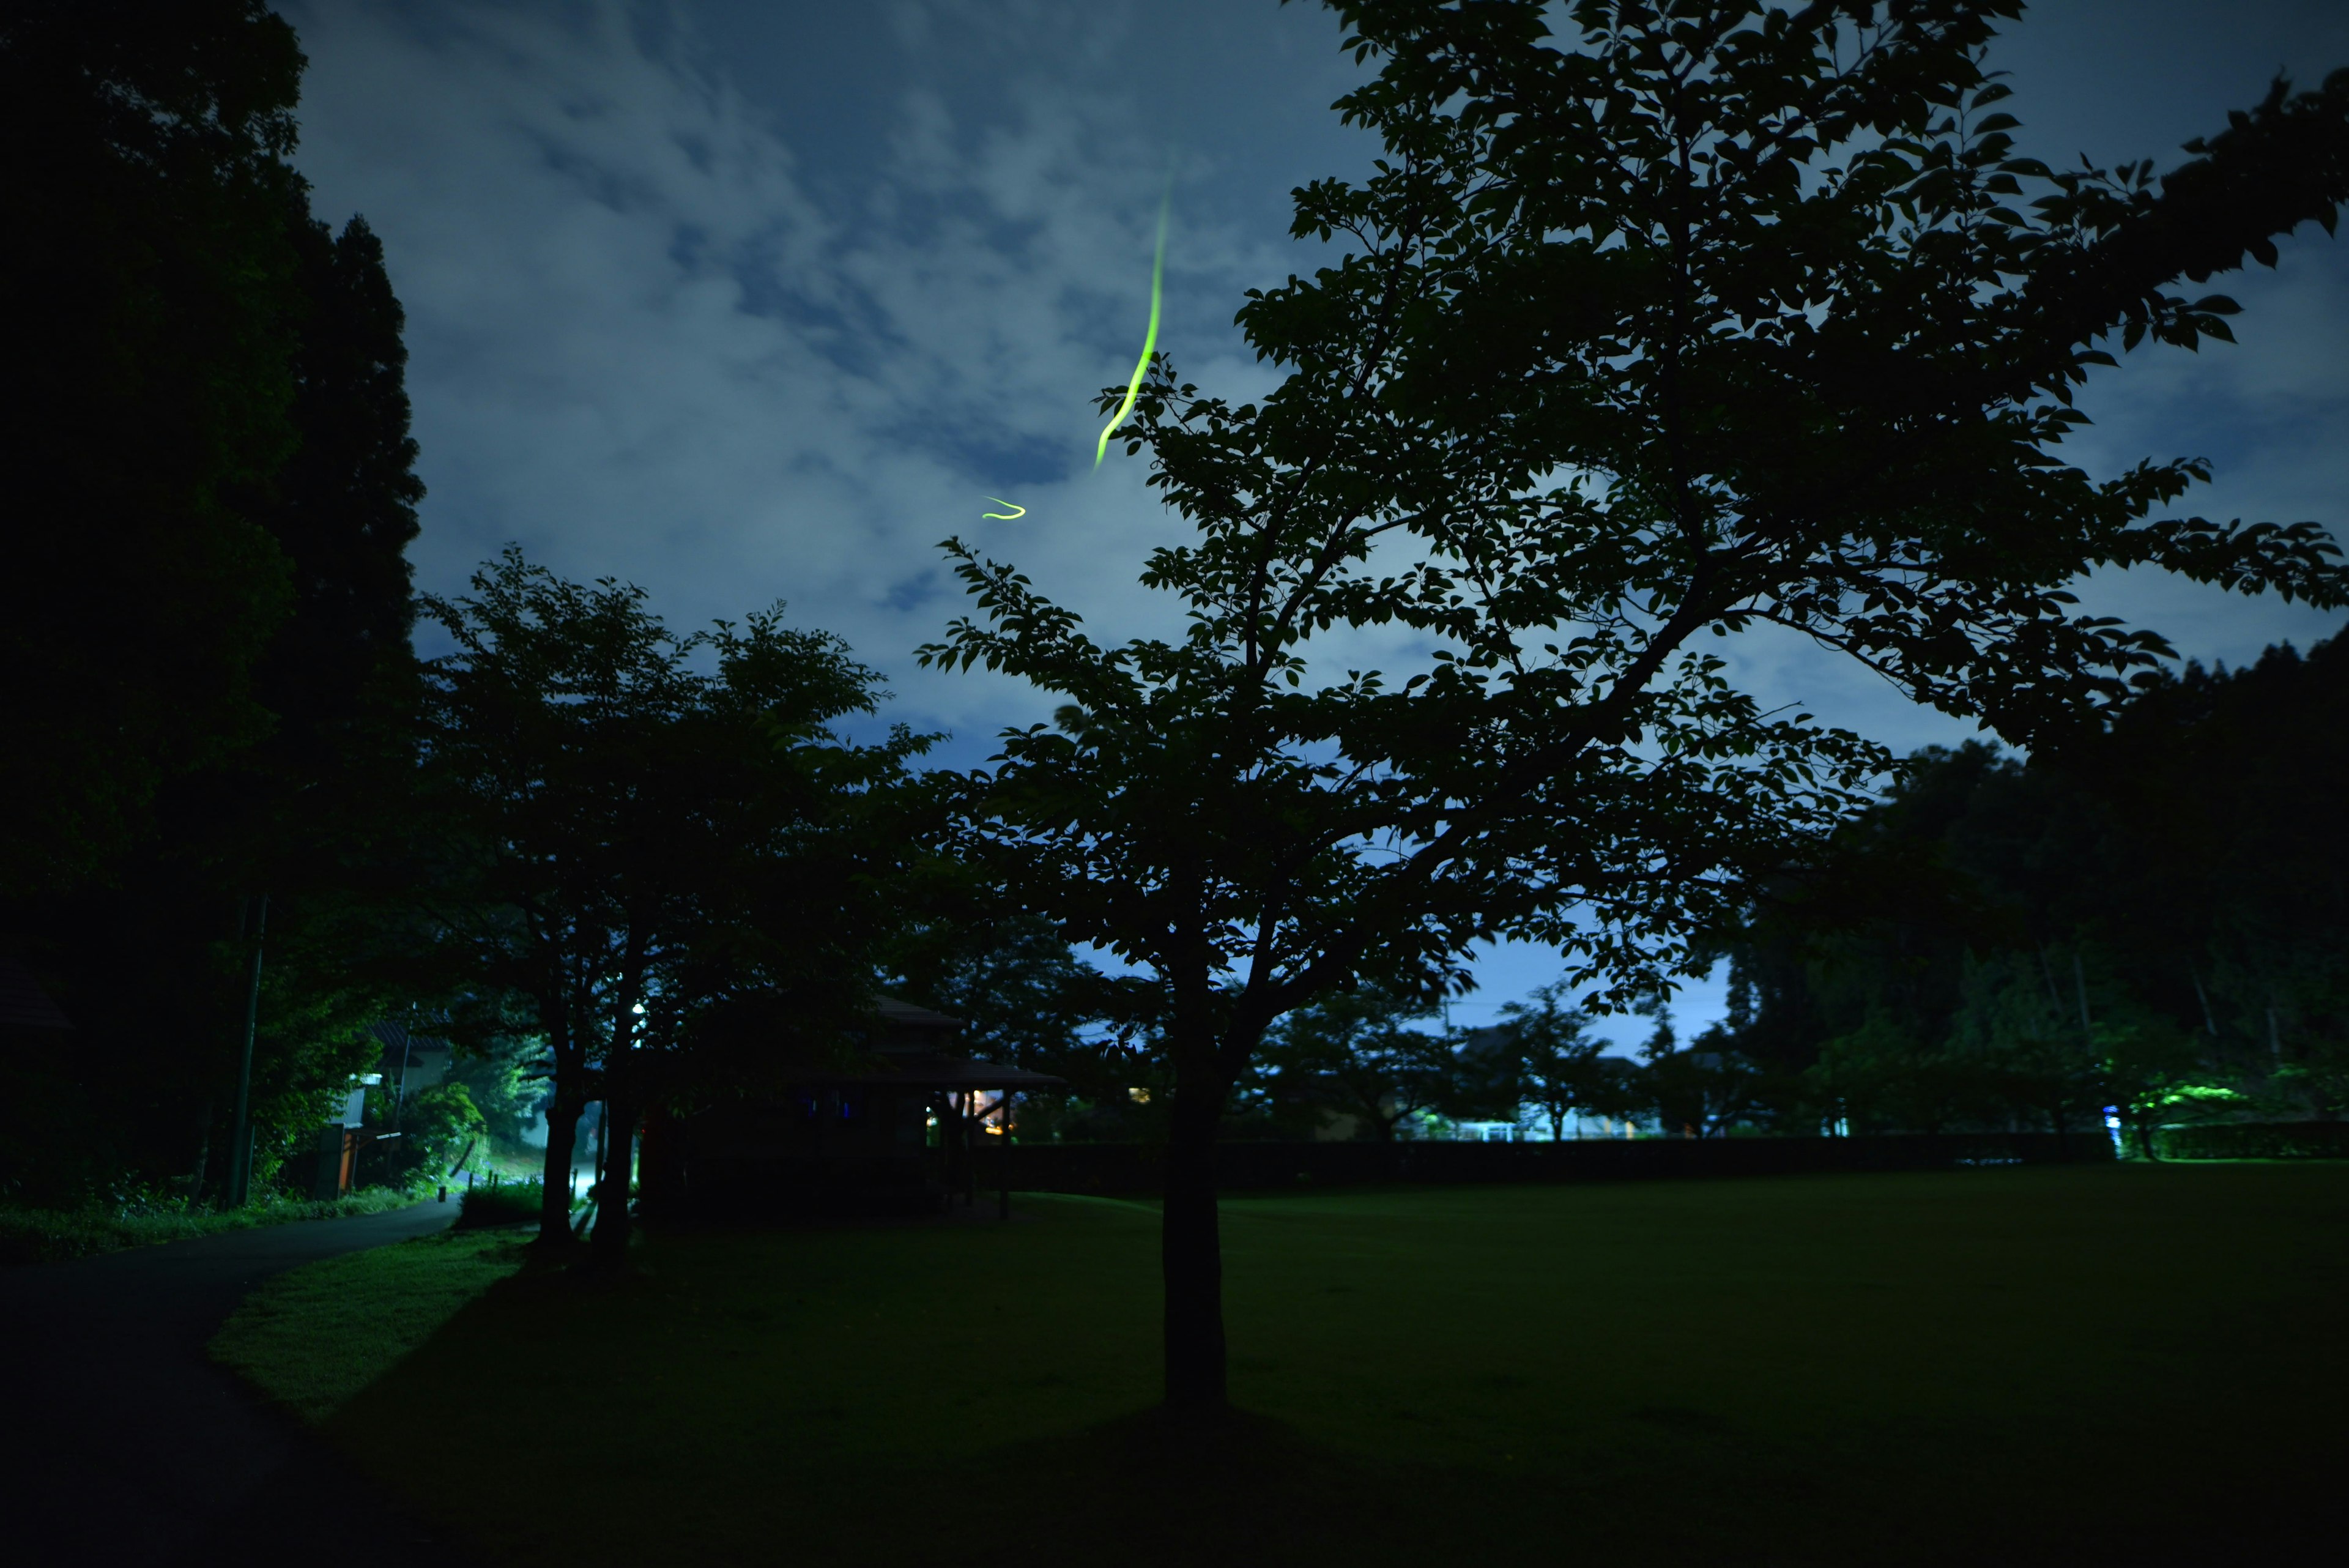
xmin=538 ymin=1080 xmax=584 ymax=1246
xmin=538 ymin=1014 xmax=587 ymax=1246
xmin=534 ymin=982 xmax=587 ymax=1246
xmin=1162 ymin=1080 xmax=1226 ymax=1410
xmin=582 ymin=931 xmax=650 ymax=1264
xmin=588 ymin=1084 xmax=638 ymax=1270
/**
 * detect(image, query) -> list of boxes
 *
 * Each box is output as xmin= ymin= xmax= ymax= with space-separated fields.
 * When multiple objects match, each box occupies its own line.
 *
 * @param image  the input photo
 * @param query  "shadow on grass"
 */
xmin=968 ymin=1398 xmax=2341 ymax=1568
xmin=954 ymin=1404 xmax=1563 ymax=1567
xmin=312 ymin=1173 xmax=2349 ymax=1568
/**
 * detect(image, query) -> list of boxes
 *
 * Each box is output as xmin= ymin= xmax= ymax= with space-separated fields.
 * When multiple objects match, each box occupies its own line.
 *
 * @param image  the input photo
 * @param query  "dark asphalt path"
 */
xmin=0 ymin=1203 xmax=475 ymax=1567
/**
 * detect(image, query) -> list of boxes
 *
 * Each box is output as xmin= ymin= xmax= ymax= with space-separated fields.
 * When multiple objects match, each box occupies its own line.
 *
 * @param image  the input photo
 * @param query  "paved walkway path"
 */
xmin=0 ymin=1203 xmax=473 ymax=1566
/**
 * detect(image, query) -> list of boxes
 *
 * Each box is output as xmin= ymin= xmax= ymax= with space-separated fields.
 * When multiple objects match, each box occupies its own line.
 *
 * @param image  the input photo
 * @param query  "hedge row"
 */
xmin=0 ymin=1187 xmax=417 ymax=1267
xmin=2153 ymin=1121 xmax=2349 ymax=1161
xmin=952 ymin=1131 xmax=2112 ymax=1199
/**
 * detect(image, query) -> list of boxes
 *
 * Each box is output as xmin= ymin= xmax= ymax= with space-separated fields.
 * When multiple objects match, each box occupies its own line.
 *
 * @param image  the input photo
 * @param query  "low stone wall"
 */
xmin=985 ymin=1130 xmax=2107 ymax=1198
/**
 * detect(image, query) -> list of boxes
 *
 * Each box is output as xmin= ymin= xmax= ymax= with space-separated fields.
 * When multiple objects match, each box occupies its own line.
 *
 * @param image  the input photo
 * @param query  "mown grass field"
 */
xmin=239 ymin=1165 xmax=2348 ymax=1565
xmin=213 ymin=1227 xmax=533 ymax=1422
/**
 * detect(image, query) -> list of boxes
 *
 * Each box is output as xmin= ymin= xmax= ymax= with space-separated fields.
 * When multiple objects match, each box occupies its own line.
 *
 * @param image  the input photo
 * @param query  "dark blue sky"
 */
xmin=281 ymin=0 xmax=2348 ymax=1033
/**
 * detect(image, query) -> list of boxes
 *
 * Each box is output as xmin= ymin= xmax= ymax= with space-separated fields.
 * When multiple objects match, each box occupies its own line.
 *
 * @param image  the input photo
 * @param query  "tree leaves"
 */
xmin=927 ymin=0 xmax=2346 ymax=1092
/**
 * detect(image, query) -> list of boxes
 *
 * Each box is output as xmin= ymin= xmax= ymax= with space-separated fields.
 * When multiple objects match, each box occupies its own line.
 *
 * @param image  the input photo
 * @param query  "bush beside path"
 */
xmin=1 ymin=1187 xmax=421 ymax=1268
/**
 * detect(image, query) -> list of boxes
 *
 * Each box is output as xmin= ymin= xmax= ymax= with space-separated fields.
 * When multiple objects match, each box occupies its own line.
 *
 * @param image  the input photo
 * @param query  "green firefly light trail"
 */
xmin=1095 ymin=188 xmax=1170 ymax=469
xmin=981 ymin=497 xmax=1026 ymax=520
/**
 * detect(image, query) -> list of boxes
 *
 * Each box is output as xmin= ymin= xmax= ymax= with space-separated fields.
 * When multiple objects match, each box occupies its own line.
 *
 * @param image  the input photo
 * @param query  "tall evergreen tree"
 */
xmin=0 ymin=3 xmax=431 ymax=1203
xmin=0 ymin=0 xmax=308 ymax=897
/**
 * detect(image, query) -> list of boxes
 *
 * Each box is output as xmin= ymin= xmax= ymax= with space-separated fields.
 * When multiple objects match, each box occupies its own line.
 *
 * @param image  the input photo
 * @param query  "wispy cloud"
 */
xmin=284 ymin=0 xmax=2346 ymax=1016
xmin=286 ymin=0 xmax=1350 ymax=746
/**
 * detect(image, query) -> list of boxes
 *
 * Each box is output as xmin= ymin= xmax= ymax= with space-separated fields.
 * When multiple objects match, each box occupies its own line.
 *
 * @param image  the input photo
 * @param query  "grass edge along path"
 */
xmin=262 ymin=1165 xmax=2349 ymax=1568
xmin=1 ymin=1186 xmax=423 ymax=1266
xmin=210 ymin=1227 xmax=533 ymax=1423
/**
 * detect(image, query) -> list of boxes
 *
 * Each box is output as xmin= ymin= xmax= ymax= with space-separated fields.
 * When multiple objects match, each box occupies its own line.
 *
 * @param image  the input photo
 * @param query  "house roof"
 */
xmin=370 ymin=1020 xmax=451 ymax=1054
xmin=0 ymin=955 xmax=72 ymax=1031
xmin=872 ymin=998 xmax=962 ymax=1031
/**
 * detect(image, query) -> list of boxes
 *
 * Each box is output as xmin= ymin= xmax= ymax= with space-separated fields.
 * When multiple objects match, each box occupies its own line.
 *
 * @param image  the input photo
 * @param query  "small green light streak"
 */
xmin=981 ymin=497 xmax=1026 ymax=520
xmin=1094 ymin=187 xmax=1170 ymax=469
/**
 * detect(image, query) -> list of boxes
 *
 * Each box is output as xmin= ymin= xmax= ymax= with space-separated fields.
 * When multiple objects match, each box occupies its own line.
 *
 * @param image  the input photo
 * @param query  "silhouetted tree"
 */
xmin=1258 ymin=985 xmax=1456 ymax=1140
xmin=0 ymin=2 xmax=434 ymax=1204
xmin=1710 ymin=637 xmax=2349 ymax=1139
xmin=1 ymin=0 xmax=306 ymax=896
xmin=924 ymin=0 xmax=2349 ymax=1406
xmin=1496 ymin=984 xmax=1635 ymax=1140
xmin=416 ymin=551 xmax=922 ymax=1254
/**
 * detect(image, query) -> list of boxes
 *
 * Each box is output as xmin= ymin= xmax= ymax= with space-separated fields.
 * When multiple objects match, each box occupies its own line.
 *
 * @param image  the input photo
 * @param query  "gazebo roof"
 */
xmin=871 ymin=998 xmax=963 ymax=1031
xmin=817 ymin=1049 xmax=1064 ymax=1092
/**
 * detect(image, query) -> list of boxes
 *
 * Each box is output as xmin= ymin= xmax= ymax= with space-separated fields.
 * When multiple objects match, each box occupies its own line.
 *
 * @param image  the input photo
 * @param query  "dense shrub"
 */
xmin=0 ymin=1187 xmax=415 ymax=1266
xmin=400 ymin=1083 xmax=488 ymax=1179
xmin=2154 ymin=1121 xmax=2349 ymax=1161
xmin=455 ymin=1178 xmax=545 ymax=1230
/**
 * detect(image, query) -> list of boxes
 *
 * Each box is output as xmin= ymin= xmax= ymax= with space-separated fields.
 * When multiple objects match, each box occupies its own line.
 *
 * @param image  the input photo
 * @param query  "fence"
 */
xmin=988 ymin=1130 xmax=2107 ymax=1198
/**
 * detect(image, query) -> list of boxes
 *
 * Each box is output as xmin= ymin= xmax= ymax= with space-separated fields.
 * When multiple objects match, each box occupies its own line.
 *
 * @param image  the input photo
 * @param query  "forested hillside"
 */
xmin=1698 ymin=638 xmax=2347 ymax=1145
xmin=1 ymin=1 xmax=425 ymax=1203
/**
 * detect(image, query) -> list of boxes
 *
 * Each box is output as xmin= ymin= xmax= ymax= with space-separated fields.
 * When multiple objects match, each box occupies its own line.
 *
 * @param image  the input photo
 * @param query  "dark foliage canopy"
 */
xmin=924 ymin=0 xmax=2348 ymax=1403
xmin=1 ymin=0 xmax=308 ymax=894
xmin=930 ymin=0 xmax=2347 ymax=1088
xmin=414 ymin=551 xmax=929 ymax=1247
xmin=1704 ymin=635 xmax=2349 ymax=1136
xmin=0 ymin=2 xmax=428 ymax=1205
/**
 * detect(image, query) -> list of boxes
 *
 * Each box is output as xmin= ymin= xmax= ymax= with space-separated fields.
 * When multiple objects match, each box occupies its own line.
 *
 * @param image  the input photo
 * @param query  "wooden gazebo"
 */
xmin=670 ymin=1001 xmax=1063 ymax=1217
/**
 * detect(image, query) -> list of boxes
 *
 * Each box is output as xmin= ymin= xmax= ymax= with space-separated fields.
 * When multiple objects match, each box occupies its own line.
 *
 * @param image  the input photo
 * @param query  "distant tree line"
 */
xmin=1187 ymin=640 xmax=2343 ymax=1154
xmin=1682 ymin=638 xmax=2349 ymax=1151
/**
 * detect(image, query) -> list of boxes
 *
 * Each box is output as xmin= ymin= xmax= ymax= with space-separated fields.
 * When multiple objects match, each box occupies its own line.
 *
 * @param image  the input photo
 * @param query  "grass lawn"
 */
xmin=212 ymin=1227 xmax=535 ymax=1422
xmin=261 ymin=1165 xmax=2344 ymax=1564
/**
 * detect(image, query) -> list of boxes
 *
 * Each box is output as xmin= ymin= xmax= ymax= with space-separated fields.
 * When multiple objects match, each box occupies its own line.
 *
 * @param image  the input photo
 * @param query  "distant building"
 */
xmin=309 ymin=1020 xmax=456 ymax=1199
xmin=371 ymin=1020 xmax=451 ymax=1102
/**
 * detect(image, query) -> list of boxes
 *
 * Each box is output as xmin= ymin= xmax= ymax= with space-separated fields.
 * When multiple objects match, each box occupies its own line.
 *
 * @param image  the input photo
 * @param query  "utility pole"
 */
xmin=391 ymin=1023 xmax=415 ymax=1132
xmin=228 ymin=894 xmax=268 ymax=1208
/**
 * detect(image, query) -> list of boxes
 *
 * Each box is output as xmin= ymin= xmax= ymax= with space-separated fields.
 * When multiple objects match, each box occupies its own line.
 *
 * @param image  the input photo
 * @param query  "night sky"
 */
xmin=280 ymin=0 xmax=2349 ymax=1036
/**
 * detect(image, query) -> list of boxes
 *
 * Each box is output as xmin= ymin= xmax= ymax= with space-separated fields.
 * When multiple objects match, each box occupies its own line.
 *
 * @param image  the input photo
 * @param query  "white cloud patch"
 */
xmin=287 ymin=0 xmax=1277 ymax=748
